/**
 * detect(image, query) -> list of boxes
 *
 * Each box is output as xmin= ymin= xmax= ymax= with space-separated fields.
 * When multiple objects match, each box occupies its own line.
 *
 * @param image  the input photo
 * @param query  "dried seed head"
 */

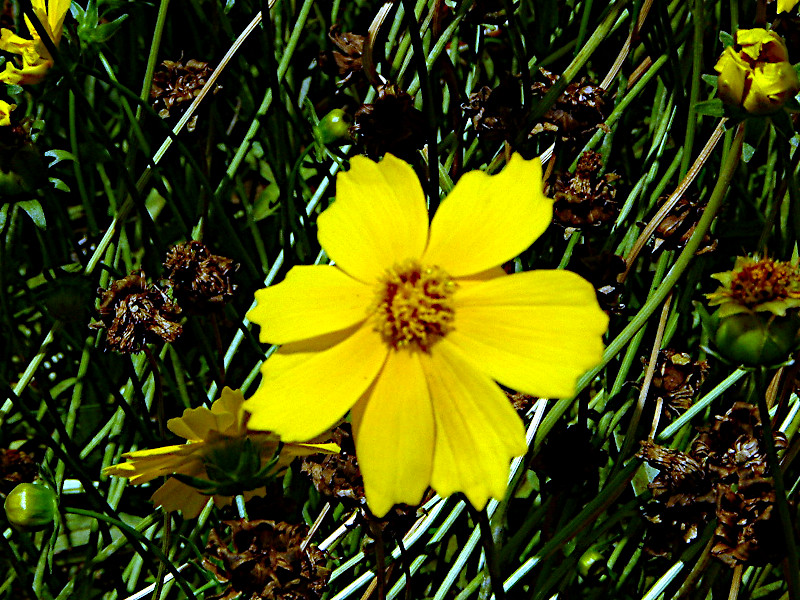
xmin=204 ymin=520 xmax=330 ymax=600
xmin=462 ymin=82 xmax=522 ymax=142
xmin=530 ymin=70 xmax=608 ymax=145
xmin=646 ymin=350 xmax=709 ymax=416
xmin=91 ymin=272 xmax=182 ymax=353
xmin=300 ymin=424 xmax=365 ymax=509
xmin=151 ymin=58 xmax=218 ymax=132
xmin=163 ymin=241 xmax=238 ymax=315
xmin=351 ymin=84 xmax=426 ymax=160
xmin=326 ymin=26 xmax=365 ymax=86
xmin=652 ymin=197 xmax=717 ymax=256
xmin=550 ymin=151 xmax=620 ymax=228
xmin=0 ymin=448 xmax=37 ymax=495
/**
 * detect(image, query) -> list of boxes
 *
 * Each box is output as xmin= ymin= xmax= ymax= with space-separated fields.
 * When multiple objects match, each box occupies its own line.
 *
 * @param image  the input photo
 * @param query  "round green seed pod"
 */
xmin=714 ymin=312 xmax=800 ymax=366
xmin=4 ymin=483 xmax=58 ymax=530
xmin=314 ymin=109 xmax=352 ymax=145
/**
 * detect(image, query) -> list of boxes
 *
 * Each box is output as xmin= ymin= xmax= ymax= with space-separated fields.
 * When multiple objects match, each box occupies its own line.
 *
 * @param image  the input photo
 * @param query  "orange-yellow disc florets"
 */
xmin=370 ymin=259 xmax=457 ymax=351
xmin=707 ymin=257 xmax=800 ymax=317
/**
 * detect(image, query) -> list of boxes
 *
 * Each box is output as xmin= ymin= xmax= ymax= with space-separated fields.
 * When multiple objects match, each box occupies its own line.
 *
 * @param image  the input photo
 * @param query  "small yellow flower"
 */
xmin=714 ymin=28 xmax=800 ymax=115
xmin=245 ymin=153 xmax=608 ymax=517
xmin=0 ymin=101 xmax=16 ymax=126
xmin=778 ymin=0 xmax=800 ymax=12
xmin=0 ymin=0 xmax=71 ymax=85
xmin=103 ymin=388 xmax=338 ymax=518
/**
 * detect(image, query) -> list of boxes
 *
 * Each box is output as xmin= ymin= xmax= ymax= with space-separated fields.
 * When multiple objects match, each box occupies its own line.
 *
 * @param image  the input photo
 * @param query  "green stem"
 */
xmin=754 ymin=368 xmax=800 ymax=599
xmin=468 ymin=505 xmax=506 ymax=600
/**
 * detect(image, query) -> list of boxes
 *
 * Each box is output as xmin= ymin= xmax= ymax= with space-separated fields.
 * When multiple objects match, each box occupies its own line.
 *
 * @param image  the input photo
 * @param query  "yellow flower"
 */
xmin=778 ymin=0 xmax=800 ymax=12
xmin=0 ymin=101 xmax=16 ymax=126
xmin=0 ymin=0 xmax=71 ymax=85
xmin=103 ymin=388 xmax=338 ymax=518
xmin=714 ymin=28 xmax=800 ymax=115
xmin=244 ymin=154 xmax=608 ymax=517
xmin=707 ymin=256 xmax=800 ymax=318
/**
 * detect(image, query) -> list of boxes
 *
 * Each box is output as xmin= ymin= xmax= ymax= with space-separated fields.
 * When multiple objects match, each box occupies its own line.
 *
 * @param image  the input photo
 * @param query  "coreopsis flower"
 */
xmin=707 ymin=257 xmax=800 ymax=365
xmin=103 ymin=388 xmax=339 ymax=518
xmin=0 ymin=101 xmax=15 ymax=126
xmin=245 ymin=153 xmax=609 ymax=517
xmin=714 ymin=28 xmax=800 ymax=115
xmin=0 ymin=0 xmax=71 ymax=85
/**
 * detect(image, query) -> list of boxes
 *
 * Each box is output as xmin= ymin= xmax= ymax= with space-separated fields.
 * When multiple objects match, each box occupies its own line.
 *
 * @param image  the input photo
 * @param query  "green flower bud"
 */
xmin=714 ymin=312 xmax=800 ymax=366
xmin=577 ymin=549 xmax=606 ymax=580
xmin=314 ymin=109 xmax=352 ymax=145
xmin=4 ymin=483 xmax=58 ymax=530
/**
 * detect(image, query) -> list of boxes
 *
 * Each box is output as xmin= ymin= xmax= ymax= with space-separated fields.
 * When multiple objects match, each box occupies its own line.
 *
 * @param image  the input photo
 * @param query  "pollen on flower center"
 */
xmin=728 ymin=259 xmax=800 ymax=306
xmin=370 ymin=260 xmax=457 ymax=351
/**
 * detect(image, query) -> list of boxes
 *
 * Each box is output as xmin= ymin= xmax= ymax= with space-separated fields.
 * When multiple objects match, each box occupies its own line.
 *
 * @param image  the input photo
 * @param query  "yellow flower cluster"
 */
xmin=715 ymin=28 xmax=800 ymax=115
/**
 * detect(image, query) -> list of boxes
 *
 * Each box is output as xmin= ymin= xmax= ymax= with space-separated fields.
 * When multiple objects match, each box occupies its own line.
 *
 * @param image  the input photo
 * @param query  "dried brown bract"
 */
xmin=550 ymin=151 xmax=620 ymax=228
xmin=351 ymin=84 xmax=426 ymax=160
xmin=646 ymin=350 xmax=709 ymax=416
xmin=327 ymin=26 xmax=365 ymax=86
xmin=530 ymin=69 xmax=607 ymax=143
xmin=204 ymin=520 xmax=330 ymax=600
xmin=0 ymin=449 xmax=37 ymax=495
xmin=507 ymin=391 xmax=537 ymax=416
xmin=163 ymin=241 xmax=238 ymax=315
xmin=462 ymin=82 xmax=522 ymax=142
xmin=151 ymin=58 xmax=217 ymax=132
xmin=91 ymin=272 xmax=182 ymax=354
xmin=652 ymin=197 xmax=717 ymax=256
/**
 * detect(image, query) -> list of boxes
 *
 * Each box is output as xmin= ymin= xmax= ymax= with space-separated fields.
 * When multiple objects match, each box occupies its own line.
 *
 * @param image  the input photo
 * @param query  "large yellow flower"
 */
xmin=104 ymin=388 xmax=338 ymax=518
xmin=244 ymin=154 xmax=608 ymax=517
xmin=0 ymin=0 xmax=71 ymax=85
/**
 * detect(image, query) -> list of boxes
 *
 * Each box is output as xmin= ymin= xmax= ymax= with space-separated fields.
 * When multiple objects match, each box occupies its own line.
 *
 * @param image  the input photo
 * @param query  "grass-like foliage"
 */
xmin=3 ymin=0 xmax=800 ymax=598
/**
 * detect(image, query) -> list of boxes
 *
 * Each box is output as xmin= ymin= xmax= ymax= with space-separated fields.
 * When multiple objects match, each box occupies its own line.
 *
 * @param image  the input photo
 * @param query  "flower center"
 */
xmin=370 ymin=260 xmax=457 ymax=351
xmin=729 ymin=259 xmax=800 ymax=307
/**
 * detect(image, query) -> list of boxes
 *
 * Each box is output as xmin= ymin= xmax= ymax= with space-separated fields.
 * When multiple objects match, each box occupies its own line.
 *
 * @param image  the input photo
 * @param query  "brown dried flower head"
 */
xmin=351 ymin=84 xmax=426 ymax=160
xmin=91 ymin=272 xmax=182 ymax=354
xmin=530 ymin=69 xmax=607 ymax=142
xmin=0 ymin=448 xmax=37 ymax=496
xmin=462 ymin=82 xmax=522 ymax=142
xmin=300 ymin=424 xmax=364 ymax=508
xmin=647 ymin=350 xmax=709 ymax=416
xmin=163 ymin=241 xmax=238 ymax=314
xmin=550 ymin=151 xmax=620 ymax=228
xmin=327 ymin=26 xmax=365 ymax=86
xmin=151 ymin=58 xmax=217 ymax=132
xmin=652 ymin=197 xmax=717 ymax=256
xmin=204 ymin=520 xmax=330 ymax=600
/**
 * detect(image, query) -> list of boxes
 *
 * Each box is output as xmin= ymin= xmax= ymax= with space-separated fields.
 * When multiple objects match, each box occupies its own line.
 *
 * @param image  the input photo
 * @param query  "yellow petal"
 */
xmin=448 ymin=270 xmax=608 ymax=398
xmin=351 ymin=349 xmax=434 ymax=517
xmin=213 ymin=387 xmax=247 ymax=434
xmin=245 ymin=324 xmax=388 ymax=441
xmin=248 ymin=265 xmax=372 ymax=345
xmin=778 ymin=0 xmax=800 ymax=12
xmin=318 ymin=154 xmax=429 ymax=283
xmin=168 ymin=405 xmax=233 ymax=441
xmin=150 ymin=471 xmax=210 ymax=518
xmin=105 ymin=446 xmax=201 ymax=485
xmin=424 ymin=155 xmax=553 ymax=278
xmin=421 ymin=343 xmax=526 ymax=510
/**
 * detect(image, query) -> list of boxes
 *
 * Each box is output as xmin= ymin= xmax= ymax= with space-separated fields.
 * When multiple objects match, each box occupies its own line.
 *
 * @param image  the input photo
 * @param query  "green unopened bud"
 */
xmin=714 ymin=312 xmax=800 ymax=366
xmin=314 ymin=109 xmax=352 ymax=145
xmin=4 ymin=483 xmax=58 ymax=530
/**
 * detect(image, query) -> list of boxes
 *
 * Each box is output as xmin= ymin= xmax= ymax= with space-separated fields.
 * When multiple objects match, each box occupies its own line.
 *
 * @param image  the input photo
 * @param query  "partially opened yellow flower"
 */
xmin=0 ymin=0 xmax=71 ymax=85
xmin=245 ymin=153 xmax=608 ymax=517
xmin=104 ymin=388 xmax=338 ymax=518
